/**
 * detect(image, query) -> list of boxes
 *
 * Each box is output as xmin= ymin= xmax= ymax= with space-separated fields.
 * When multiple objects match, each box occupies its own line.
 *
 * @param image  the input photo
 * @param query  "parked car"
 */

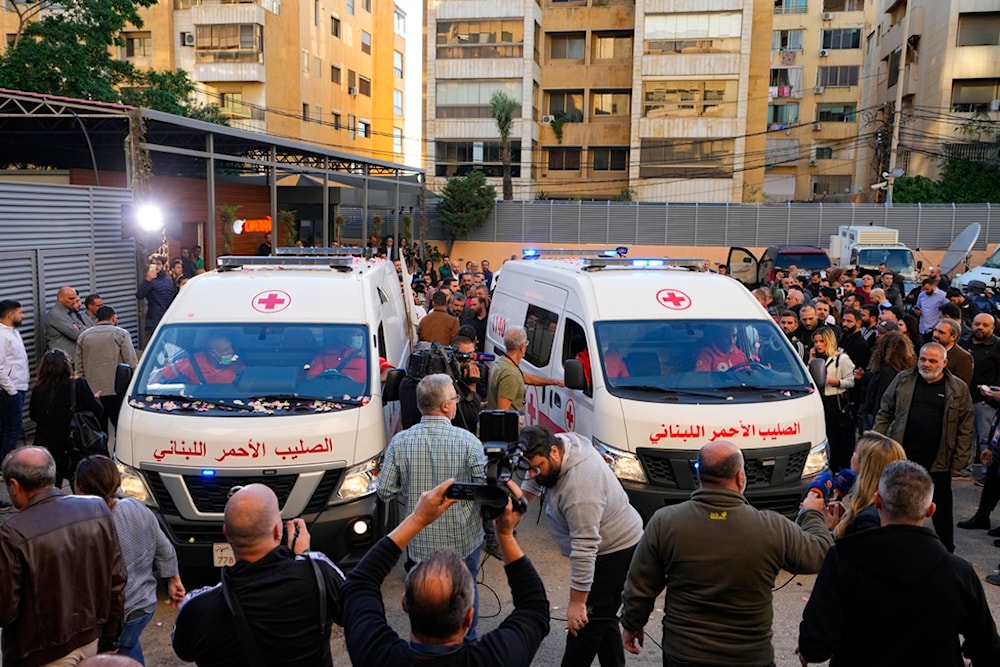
xmin=728 ymin=245 xmax=832 ymax=287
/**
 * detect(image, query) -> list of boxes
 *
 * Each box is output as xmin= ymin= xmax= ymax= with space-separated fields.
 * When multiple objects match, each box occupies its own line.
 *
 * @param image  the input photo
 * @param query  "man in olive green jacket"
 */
xmin=873 ymin=341 xmax=974 ymax=552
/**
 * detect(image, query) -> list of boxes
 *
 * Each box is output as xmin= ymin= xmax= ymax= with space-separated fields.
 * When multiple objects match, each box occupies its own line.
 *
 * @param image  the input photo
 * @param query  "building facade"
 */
xmin=2 ymin=0 xmax=409 ymax=164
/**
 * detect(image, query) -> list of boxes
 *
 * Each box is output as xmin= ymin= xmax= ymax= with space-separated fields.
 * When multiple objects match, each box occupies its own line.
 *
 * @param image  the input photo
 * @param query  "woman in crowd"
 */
xmin=899 ymin=313 xmax=925 ymax=356
xmin=861 ymin=331 xmax=915 ymax=430
xmin=74 ymin=455 xmax=186 ymax=664
xmin=827 ymin=431 xmax=907 ymax=536
xmin=810 ymin=326 xmax=856 ymax=471
xmin=29 ymin=348 xmax=103 ymax=487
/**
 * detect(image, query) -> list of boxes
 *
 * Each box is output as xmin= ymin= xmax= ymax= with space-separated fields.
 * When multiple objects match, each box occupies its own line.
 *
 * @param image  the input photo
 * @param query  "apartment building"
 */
xmin=859 ymin=0 xmax=1000 ymax=194
xmin=425 ymin=0 xmax=888 ymax=202
xmin=2 ymin=0 xmax=409 ymax=164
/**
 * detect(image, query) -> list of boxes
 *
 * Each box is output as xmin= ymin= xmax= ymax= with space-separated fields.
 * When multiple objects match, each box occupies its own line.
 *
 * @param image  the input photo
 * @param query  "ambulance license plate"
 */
xmin=213 ymin=543 xmax=235 ymax=567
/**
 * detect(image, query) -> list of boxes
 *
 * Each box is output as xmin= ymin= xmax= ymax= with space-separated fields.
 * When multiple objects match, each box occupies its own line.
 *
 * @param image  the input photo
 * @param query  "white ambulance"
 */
xmin=486 ymin=251 xmax=828 ymax=519
xmin=114 ymin=253 xmax=411 ymax=568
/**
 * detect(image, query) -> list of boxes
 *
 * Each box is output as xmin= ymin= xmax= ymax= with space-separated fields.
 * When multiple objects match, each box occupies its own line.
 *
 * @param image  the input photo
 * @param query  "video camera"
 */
xmin=445 ymin=410 xmax=529 ymax=519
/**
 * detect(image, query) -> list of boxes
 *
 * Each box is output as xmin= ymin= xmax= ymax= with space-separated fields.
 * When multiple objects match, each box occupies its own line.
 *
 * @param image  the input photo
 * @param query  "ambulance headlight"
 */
xmin=116 ymin=462 xmax=157 ymax=508
xmin=330 ymin=454 xmax=381 ymax=504
xmin=801 ymin=440 xmax=829 ymax=478
xmin=593 ymin=437 xmax=646 ymax=483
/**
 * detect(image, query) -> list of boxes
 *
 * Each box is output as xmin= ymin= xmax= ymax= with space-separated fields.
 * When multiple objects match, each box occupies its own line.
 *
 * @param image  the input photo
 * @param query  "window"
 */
xmin=195 ymin=24 xmax=264 ymax=63
xmin=592 ymin=92 xmax=630 ymax=117
xmin=348 ymin=70 xmax=356 ymax=88
xmin=774 ymin=0 xmax=807 ymax=14
xmin=550 ymin=33 xmax=585 ymax=60
xmin=547 ymin=148 xmax=581 ymax=171
xmin=331 ymin=16 xmax=341 ymax=37
xmin=642 ymin=80 xmax=738 ymax=118
xmin=951 ymin=79 xmax=1000 ymax=113
xmin=358 ymin=121 xmax=369 ymax=138
xmin=812 ymin=175 xmax=852 ymax=196
xmin=301 ymin=50 xmax=309 ymax=72
xmin=393 ymin=89 xmax=403 ymax=115
xmin=817 ymin=66 xmax=859 ymax=87
xmin=332 ymin=112 xmax=342 ymax=129
xmin=361 ymin=31 xmax=371 ymax=55
xmin=393 ymin=128 xmax=403 ymax=154
xmin=393 ymin=50 xmax=403 ymax=77
xmin=358 ymin=76 xmax=372 ymax=96
xmin=436 ymin=20 xmax=524 ymax=59
xmin=639 ymin=139 xmax=735 ymax=179
xmin=435 ymin=141 xmax=523 ymax=178
xmin=593 ymin=33 xmax=632 ymax=60
xmin=362 ymin=0 xmax=370 ymax=11
xmin=821 ymin=29 xmax=861 ymax=49
xmin=346 ymin=0 xmax=354 ymax=14
xmin=592 ymin=147 xmax=628 ymax=171
xmin=523 ymin=305 xmax=558 ymax=368
xmin=348 ymin=114 xmax=356 ymax=139
xmin=394 ymin=8 xmax=406 ymax=36
xmin=331 ymin=65 xmax=341 ymax=84
xmin=314 ymin=0 xmax=319 ymax=26
xmin=644 ymin=12 xmax=742 ymax=54
xmin=436 ymin=80 xmax=522 ymax=119
xmin=302 ymin=103 xmax=310 ymax=121
xmin=767 ymin=103 xmax=799 ymax=126
xmin=124 ymin=32 xmax=152 ymax=58
xmin=817 ymin=103 xmax=857 ymax=122
xmin=547 ymin=91 xmax=583 ymax=115
xmin=958 ymin=13 xmax=1000 ymax=46
xmin=815 ymin=146 xmax=834 ymax=160
xmin=772 ymin=29 xmax=803 ymax=51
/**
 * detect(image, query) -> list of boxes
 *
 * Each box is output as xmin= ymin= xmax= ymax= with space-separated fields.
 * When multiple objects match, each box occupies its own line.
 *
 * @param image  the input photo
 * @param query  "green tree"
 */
xmin=893 ymin=175 xmax=945 ymax=204
xmin=437 ymin=170 xmax=496 ymax=255
xmin=0 ymin=0 xmax=226 ymax=122
xmin=490 ymin=90 xmax=517 ymax=201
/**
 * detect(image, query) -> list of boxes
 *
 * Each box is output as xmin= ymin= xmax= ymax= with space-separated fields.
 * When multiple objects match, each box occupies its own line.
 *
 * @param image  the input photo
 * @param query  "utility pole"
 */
xmin=884 ymin=0 xmax=912 ymax=207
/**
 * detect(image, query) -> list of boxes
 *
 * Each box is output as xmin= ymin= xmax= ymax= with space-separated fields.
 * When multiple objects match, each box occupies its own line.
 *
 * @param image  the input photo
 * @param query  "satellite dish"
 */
xmin=939 ymin=223 xmax=981 ymax=277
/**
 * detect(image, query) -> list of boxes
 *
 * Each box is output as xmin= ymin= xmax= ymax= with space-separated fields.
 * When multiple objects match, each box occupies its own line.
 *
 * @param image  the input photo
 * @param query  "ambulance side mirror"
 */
xmin=563 ymin=359 xmax=587 ymax=391
xmin=383 ymin=368 xmax=404 ymax=403
xmin=115 ymin=364 xmax=134 ymax=397
xmin=808 ymin=358 xmax=826 ymax=391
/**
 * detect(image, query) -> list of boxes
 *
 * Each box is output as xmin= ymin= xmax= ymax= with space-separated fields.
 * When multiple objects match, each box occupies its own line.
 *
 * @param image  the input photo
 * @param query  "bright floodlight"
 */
xmin=137 ymin=204 xmax=164 ymax=233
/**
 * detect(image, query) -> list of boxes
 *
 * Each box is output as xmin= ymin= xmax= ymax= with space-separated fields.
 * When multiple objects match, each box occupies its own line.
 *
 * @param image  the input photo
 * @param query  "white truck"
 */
xmin=114 ymin=252 xmax=411 ymax=569
xmin=486 ymin=250 xmax=829 ymax=519
xmin=830 ymin=226 xmax=918 ymax=289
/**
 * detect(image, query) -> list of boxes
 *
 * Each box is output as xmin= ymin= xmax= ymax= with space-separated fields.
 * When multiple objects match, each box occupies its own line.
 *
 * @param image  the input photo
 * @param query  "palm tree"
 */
xmin=490 ymin=90 xmax=517 ymax=201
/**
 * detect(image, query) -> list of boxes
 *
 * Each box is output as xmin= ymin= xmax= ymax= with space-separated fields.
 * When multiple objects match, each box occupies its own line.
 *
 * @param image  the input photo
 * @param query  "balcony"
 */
xmin=191 ymin=1 xmax=266 ymax=26
xmin=194 ymin=52 xmax=266 ymax=82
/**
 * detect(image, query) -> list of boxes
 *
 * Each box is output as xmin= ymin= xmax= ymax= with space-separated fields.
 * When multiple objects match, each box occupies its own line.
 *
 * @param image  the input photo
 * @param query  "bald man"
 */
xmin=620 ymin=441 xmax=833 ymax=667
xmin=0 ymin=447 xmax=125 ymax=665
xmin=172 ymin=484 xmax=345 ymax=666
xmin=43 ymin=284 xmax=91 ymax=361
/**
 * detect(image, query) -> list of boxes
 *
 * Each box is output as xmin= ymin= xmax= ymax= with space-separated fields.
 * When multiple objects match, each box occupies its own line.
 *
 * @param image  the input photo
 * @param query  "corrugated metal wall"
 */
xmin=0 ymin=181 xmax=137 ymax=434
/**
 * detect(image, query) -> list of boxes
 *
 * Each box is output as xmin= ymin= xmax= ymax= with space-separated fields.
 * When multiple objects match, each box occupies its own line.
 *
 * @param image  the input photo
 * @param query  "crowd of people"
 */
xmin=4 ymin=247 xmax=1000 ymax=666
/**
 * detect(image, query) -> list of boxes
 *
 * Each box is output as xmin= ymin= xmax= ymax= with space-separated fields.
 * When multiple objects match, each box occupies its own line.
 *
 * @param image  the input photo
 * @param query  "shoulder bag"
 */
xmin=69 ymin=379 xmax=109 ymax=459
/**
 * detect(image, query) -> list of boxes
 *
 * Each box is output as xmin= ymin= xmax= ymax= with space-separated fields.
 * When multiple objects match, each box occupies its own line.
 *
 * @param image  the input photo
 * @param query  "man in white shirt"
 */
xmin=0 ymin=299 xmax=29 ymax=466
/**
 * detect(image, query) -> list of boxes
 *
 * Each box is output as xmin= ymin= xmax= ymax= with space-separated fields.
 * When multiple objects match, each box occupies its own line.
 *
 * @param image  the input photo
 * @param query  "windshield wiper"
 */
xmin=715 ymin=384 xmax=813 ymax=394
xmin=616 ymin=385 xmax=727 ymax=399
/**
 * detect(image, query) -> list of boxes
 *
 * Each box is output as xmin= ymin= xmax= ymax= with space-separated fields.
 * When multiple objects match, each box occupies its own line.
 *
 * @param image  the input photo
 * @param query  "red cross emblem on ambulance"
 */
xmin=252 ymin=290 xmax=291 ymax=313
xmin=656 ymin=288 xmax=691 ymax=311
xmin=565 ymin=398 xmax=576 ymax=431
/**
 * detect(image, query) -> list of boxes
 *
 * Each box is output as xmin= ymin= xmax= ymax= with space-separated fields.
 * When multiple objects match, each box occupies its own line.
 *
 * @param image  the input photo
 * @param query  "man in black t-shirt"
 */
xmin=874 ymin=342 xmax=975 ymax=552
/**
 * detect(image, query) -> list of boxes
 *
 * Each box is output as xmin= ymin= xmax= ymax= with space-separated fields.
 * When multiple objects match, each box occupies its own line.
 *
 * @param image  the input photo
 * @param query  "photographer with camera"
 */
xmin=399 ymin=340 xmax=486 ymax=432
xmin=345 ymin=478 xmax=548 ymax=667
xmin=376 ymin=374 xmax=488 ymax=640
xmin=519 ymin=425 xmax=643 ymax=667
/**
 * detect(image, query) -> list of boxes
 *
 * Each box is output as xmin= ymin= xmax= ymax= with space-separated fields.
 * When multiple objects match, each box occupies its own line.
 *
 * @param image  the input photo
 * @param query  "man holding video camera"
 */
xmin=519 ymin=424 xmax=643 ymax=667
xmin=344 ymin=478 xmax=549 ymax=667
xmin=376 ymin=374 xmax=488 ymax=640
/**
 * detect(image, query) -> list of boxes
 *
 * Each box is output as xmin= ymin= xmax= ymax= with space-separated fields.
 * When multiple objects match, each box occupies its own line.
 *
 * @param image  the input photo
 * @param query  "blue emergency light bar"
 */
xmin=217 ymin=255 xmax=356 ymax=271
xmin=522 ymin=247 xmax=628 ymax=259
xmin=580 ymin=257 xmax=706 ymax=271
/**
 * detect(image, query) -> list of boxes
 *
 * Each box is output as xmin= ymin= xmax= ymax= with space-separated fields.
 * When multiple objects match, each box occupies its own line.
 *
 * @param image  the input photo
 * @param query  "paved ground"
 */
xmin=3 ymin=474 xmax=1000 ymax=666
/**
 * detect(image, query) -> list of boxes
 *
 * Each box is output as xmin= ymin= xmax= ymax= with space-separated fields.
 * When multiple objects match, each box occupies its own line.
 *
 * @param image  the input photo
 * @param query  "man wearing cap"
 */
xmin=948 ymin=288 xmax=980 ymax=328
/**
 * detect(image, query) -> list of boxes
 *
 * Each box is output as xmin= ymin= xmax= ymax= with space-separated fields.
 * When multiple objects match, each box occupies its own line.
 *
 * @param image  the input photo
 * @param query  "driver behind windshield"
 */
xmin=153 ymin=336 xmax=246 ymax=384
xmin=694 ymin=325 xmax=748 ymax=372
xmin=306 ymin=329 xmax=367 ymax=383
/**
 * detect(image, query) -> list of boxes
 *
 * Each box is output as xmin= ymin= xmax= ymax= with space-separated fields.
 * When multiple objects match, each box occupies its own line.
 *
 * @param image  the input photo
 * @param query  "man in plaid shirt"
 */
xmin=377 ymin=373 xmax=488 ymax=639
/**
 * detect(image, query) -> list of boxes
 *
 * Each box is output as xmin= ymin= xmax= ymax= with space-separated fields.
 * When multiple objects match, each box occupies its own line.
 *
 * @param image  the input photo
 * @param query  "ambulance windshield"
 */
xmin=130 ymin=323 xmax=371 ymax=413
xmin=593 ymin=319 xmax=812 ymax=401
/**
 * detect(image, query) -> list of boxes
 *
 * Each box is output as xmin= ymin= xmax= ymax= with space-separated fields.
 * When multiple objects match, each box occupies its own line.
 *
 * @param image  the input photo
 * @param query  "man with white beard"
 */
xmin=874 ymin=342 xmax=974 ymax=553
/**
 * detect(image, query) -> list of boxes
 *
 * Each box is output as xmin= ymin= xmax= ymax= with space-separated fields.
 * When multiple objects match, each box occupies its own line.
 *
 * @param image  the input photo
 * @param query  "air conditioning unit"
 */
xmin=813 ymin=122 xmax=823 ymax=131
xmin=991 ymin=99 xmax=1000 ymax=112
xmin=819 ymin=49 xmax=830 ymax=57
xmin=181 ymin=32 xmax=195 ymax=47
xmin=822 ymin=12 xmax=834 ymax=20
xmin=348 ymin=87 xmax=359 ymax=96
xmin=813 ymin=86 xmax=825 ymax=94
xmin=541 ymin=115 xmax=555 ymax=124
xmin=808 ymin=158 xmax=818 ymax=166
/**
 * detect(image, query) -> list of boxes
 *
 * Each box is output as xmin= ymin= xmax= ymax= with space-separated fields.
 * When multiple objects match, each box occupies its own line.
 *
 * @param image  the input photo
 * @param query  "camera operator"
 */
xmin=399 ymin=340 xmax=486 ymax=432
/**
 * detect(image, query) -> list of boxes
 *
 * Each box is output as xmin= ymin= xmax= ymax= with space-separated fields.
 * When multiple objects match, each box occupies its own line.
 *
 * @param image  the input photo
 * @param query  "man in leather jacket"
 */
xmin=0 ymin=447 xmax=126 ymax=666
